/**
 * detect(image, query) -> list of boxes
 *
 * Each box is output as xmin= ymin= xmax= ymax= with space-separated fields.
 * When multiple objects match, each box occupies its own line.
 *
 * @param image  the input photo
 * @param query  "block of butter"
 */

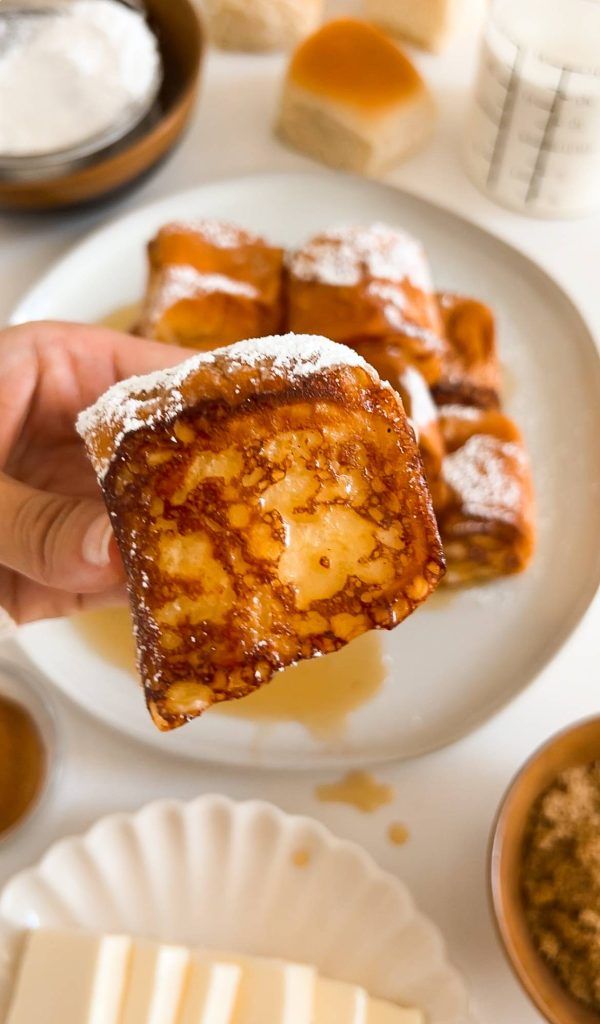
xmin=6 ymin=929 xmax=131 ymax=1024
xmin=4 ymin=930 xmax=425 ymax=1024
xmin=364 ymin=0 xmax=463 ymax=51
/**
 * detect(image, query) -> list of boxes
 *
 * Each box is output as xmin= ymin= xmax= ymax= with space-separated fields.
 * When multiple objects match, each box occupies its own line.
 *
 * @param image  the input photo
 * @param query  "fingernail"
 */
xmin=82 ymin=514 xmax=113 ymax=568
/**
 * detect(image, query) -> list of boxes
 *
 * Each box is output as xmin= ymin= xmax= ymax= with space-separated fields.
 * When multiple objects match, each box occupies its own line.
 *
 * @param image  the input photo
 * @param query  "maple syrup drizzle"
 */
xmin=70 ymin=609 xmax=386 ymax=740
xmin=99 ymin=302 xmax=141 ymax=333
xmin=0 ymin=696 xmax=46 ymax=837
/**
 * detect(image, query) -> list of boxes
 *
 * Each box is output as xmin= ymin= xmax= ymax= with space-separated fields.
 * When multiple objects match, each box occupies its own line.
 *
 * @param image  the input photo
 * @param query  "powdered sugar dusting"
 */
xmin=148 ymin=265 xmax=259 ymax=319
xmin=443 ymin=435 xmax=526 ymax=521
xmin=439 ymin=404 xmax=484 ymax=421
xmin=367 ymin=280 xmax=407 ymax=330
xmin=77 ymin=334 xmax=388 ymax=480
xmin=287 ymin=224 xmax=432 ymax=291
xmin=158 ymin=218 xmax=264 ymax=249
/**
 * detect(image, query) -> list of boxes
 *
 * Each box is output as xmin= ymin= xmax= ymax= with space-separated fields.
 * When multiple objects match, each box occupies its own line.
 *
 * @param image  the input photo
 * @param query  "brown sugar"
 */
xmin=521 ymin=760 xmax=600 ymax=1011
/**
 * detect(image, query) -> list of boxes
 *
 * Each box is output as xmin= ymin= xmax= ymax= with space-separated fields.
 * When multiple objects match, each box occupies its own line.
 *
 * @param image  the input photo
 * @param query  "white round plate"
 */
xmin=0 ymin=796 xmax=471 ymax=1024
xmin=12 ymin=171 xmax=600 ymax=767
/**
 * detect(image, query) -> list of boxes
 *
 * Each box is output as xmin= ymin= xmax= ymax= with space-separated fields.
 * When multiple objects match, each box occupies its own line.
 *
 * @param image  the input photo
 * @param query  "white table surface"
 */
xmin=0 ymin=3 xmax=598 ymax=1022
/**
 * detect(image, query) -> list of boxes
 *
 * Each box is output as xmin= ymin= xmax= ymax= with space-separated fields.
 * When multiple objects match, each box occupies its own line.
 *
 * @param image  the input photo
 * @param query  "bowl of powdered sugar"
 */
xmin=0 ymin=0 xmax=203 ymax=208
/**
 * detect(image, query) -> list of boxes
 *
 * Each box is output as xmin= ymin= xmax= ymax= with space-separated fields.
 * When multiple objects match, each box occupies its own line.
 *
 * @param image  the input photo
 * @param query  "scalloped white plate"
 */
xmin=0 ymin=797 xmax=470 ymax=1023
xmin=12 ymin=171 xmax=600 ymax=768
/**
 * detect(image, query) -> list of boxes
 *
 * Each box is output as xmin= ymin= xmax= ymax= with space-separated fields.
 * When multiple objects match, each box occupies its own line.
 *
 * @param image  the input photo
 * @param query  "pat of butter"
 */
xmin=177 ymin=960 xmax=241 ymax=1024
xmin=6 ymin=929 xmax=131 ymax=1024
xmin=313 ymin=977 xmax=367 ymax=1022
xmin=121 ymin=941 xmax=190 ymax=1024
xmin=367 ymin=997 xmax=425 ymax=1024
xmin=198 ymin=951 xmax=315 ymax=1024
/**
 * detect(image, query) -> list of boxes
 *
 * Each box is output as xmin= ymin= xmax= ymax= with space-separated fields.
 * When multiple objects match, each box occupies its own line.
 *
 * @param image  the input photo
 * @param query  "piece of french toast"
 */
xmin=78 ymin=334 xmax=444 ymax=730
xmin=139 ymin=220 xmax=284 ymax=349
xmin=286 ymin=225 xmax=447 ymax=383
xmin=432 ymin=292 xmax=501 ymax=409
xmin=435 ymin=405 xmax=535 ymax=583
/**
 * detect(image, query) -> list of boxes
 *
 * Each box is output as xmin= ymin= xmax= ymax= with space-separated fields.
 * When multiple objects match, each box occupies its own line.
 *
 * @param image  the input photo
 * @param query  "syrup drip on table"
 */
xmin=315 ymin=770 xmax=394 ymax=812
xmin=388 ymin=821 xmax=410 ymax=845
xmin=0 ymin=696 xmax=46 ymax=837
xmin=70 ymin=609 xmax=387 ymax=740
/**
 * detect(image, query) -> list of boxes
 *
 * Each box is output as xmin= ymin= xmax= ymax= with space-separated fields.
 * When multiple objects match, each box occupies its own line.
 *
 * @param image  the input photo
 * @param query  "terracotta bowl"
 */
xmin=490 ymin=716 xmax=600 ymax=1024
xmin=0 ymin=0 xmax=204 ymax=211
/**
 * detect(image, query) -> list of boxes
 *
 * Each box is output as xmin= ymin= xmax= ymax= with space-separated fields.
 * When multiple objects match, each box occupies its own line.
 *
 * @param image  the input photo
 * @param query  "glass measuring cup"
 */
xmin=464 ymin=0 xmax=600 ymax=217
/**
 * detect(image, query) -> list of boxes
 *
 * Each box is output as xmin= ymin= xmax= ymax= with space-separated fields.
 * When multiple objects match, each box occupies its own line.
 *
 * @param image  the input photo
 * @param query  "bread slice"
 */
xmin=205 ymin=0 xmax=322 ymax=52
xmin=364 ymin=0 xmax=462 ymax=52
xmin=277 ymin=18 xmax=435 ymax=175
xmin=78 ymin=334 xmax=444 ymax=730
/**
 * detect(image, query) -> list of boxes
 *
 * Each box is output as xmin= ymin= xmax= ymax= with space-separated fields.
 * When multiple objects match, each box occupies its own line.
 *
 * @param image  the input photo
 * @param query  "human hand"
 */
xmin=0 ymin=321 xmax=188 ymax=624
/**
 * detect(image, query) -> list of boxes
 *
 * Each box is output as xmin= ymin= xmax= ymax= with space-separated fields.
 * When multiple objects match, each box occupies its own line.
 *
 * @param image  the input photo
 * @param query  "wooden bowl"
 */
xmin=490 ymin=717 xmax=600 ymax=1024
xmin=0 ymin=0 xmax=204 ymax=211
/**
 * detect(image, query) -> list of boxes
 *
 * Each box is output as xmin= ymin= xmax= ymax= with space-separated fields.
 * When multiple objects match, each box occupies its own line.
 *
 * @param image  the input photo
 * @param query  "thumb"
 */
xmin=0 ymin=473 xmax=124 ymax=593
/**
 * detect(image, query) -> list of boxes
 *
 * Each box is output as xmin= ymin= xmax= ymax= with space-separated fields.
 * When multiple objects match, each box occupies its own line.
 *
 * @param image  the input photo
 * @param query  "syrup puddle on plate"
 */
xmin=70 ymin=609 xmax=387 ymax=741
xmin=99 ymin=302 xmax=141 ymax=332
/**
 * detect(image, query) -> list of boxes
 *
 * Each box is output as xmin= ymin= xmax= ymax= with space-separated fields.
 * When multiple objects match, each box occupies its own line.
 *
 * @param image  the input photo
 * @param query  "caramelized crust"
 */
xmin=435 ymin=405 xmax=534 ymax=584
xmin=138 ymin=266 xmax=282 ymax=350
xmin=287 ymin=225 xmax=447 ymax=383
xmin=433 ymin=291 xmax=501 ymax=408
xmin=287 ymin=18 xmax=423 ymax=111
xmin=78 ymin=335 xmax=444 ymax=730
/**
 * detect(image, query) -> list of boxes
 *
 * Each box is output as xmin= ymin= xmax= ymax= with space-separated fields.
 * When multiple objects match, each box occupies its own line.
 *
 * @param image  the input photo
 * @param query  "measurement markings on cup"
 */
xmin=486 ymin=45 xmax=525 ymax=188
xmin=525 ymin=68 xmax=570 ymax=204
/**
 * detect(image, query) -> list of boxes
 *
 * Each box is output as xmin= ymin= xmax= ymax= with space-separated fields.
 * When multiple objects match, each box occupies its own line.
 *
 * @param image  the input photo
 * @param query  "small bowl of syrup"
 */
xmin=0 ymin=659 xmax=59 ymax=845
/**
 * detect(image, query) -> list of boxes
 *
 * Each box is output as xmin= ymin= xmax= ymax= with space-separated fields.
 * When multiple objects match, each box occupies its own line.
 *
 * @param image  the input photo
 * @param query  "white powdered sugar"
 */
xmin=77 ymin=334 xmax=387 ymax=480
xmin=0 ymin=0 xmax=161 ymax=157
xmin=439 ymin=404 xmax=485 ymax=421
xmin=287 ymin=223 xmax=432 ymax=291
xmin=148 ymin=265 xmax=259 ymax=318
xmin=366 ymin=280 xmax=407 ymax=331
xmin=158 ymin=219 xmax=264 ymax=249
xmin=443 ymin=435 xmax=525 ymax=520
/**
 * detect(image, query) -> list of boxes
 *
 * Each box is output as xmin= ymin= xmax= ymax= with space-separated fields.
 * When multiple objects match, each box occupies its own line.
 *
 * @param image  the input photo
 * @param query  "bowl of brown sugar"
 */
xmin=491 ymin=717 xmax=600 ymax=1024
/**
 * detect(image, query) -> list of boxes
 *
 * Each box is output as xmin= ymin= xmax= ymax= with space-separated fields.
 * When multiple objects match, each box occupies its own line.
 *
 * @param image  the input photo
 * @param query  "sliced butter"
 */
xmin=313 ymin=977 xmax=367 ymax=1022
xmin=121 ymin=940 xmax=190 ymax=1024
xmin=6 ymin=929 xmax=131 ymax=1024
xmin=177 ymin=960 xmax=241 ymax=1024
xmin=197 ymin=951 xmax=315 ymax=1024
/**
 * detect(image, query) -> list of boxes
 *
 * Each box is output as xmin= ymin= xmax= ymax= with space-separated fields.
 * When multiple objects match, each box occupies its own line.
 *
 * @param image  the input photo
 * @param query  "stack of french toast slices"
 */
xmin=78 ymin=218 xmax=534 ymax=730
xmin=138 ymin=218 xmax=535 ymax=589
